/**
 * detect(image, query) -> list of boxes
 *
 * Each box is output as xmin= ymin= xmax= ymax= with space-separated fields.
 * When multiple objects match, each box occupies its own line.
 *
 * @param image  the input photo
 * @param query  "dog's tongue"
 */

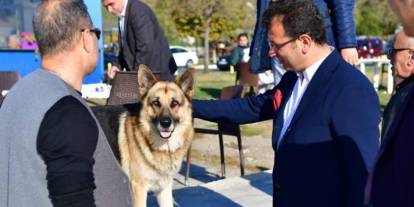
xmin=160 ymin=131 xmax=172 ymax=138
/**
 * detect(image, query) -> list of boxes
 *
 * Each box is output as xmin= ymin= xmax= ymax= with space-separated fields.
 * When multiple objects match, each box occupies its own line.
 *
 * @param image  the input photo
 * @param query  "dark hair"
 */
xmin=238 ymin=33 xmax=248 ymax=40
xmin=262 ymin=0 xmax=326 ymax=45
xmin=33 ymin=0 xmax=93 ymax=56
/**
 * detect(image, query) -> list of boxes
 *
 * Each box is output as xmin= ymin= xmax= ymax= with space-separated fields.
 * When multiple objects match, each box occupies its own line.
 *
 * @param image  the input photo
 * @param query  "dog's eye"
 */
xmin=170 ymin=100 xmax=179 ymax=108
xmin=152 ymin=100 xmax=161 ymax=107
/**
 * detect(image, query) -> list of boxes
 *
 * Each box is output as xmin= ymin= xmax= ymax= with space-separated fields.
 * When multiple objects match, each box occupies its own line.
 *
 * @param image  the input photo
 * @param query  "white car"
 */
xmin=170 ymin=46 xmax=198 ymax=68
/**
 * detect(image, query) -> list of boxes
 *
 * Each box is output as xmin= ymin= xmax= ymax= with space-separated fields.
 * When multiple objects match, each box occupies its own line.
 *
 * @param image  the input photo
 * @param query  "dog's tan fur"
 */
xmin=118 ymin=65 xmax=194 ymax=207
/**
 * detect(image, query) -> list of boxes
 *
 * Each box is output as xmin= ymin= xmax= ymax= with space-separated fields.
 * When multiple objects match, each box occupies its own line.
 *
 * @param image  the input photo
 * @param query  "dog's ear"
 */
xmin=177 ymin=68 xmax=194 ymax=99
xmin=138 ymin=64 xmax=157 ymax=97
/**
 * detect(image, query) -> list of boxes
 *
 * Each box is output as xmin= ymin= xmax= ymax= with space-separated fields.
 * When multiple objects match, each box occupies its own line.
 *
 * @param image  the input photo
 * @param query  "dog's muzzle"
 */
xmin=157 ymin=117 xmax=175 ymax=139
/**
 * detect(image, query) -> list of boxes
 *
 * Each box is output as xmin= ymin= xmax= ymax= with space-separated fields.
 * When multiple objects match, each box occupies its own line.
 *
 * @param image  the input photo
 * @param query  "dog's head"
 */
xmin=137 ymin=64 xmax=194 ymax=142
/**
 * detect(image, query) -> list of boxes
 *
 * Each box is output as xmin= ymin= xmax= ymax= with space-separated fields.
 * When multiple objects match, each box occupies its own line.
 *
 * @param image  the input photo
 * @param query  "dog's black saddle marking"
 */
xmin=91 ymin=103 xmax=141 ymax=162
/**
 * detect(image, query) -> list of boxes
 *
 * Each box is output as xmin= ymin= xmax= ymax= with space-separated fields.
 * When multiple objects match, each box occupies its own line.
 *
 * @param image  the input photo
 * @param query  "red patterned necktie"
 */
xmin=273 ymin=89 xmax=283 ymax=111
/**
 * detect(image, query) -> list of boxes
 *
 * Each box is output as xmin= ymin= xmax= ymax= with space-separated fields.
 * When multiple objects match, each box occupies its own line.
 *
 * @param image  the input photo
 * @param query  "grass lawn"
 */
xmin=192 ymin=71 xmax=237 ymax=100
xmin=193 ymin=69 xmax=391 ymax=108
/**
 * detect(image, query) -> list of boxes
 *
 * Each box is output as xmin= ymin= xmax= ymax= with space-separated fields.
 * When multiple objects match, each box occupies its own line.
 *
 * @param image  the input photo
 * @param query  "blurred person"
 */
xmin=193 ymin=1 xmax=380 ymax=206
xmin=250 ymin=0 xmax=359 ymax=85
xmin=230 ymin=32 xmax=250 ymax=82
xmin=388 ymin=0 xmax=414 ymax=37
xmin=102 ymin=0 xmax=176 ymax=81
xmin=230 ymin=32 xmax=251 ymax=72
xmin=7 ymin=34 xmax=21 ymax=49
xmin=365 ymin=31 xmax=414 ymax=207
xmin=232 ymin=32 xmax=275 ymax=93
xmin=0 ymin=0 xmax=132 ymax=206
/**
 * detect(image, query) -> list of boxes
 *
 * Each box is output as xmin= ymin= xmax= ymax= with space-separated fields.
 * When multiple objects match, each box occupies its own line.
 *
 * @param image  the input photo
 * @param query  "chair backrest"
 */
xmin=218 ymin=85 xmax=244 ymax=135
xmin=238 ymin=63 xmax=259 ymax=87
xmin=0 ymin=71 xmax=20 ymax=107
xmin=106 ymin=71 xmax=140 ymax=105
xmin=220 ymin=84 xmax=244 ymax=100
xmin=0 ymin=71 xmax=20 ymax=93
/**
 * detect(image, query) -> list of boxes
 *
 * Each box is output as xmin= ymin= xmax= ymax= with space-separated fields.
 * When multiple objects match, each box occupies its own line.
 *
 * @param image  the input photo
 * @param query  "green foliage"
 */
xmin=152 ymin=0 xmax=181 ymax=43
xmin=355 ymin=0 xmax=399 ymax=36
xmin=171 ymin=0 xmax=247 ymax=41
xmin=192 ymin=71 xmax=236 ymax=99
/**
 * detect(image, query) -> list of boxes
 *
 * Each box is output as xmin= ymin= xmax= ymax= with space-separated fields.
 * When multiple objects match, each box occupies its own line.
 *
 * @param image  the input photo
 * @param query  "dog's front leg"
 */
xmin=156 ymin=179 xmax=173 ymax=207
xmin=131 ymin=181 xmax=147 ymax=207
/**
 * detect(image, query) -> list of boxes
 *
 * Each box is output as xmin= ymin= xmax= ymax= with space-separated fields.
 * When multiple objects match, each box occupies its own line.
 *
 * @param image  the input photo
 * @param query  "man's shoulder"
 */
xmin=127 ymin=0 xmax=155 ymax=20
xmin=129 ymin=0 xmax=151 ymax=12
xmin=327 ymin=55 xmax=370 ymax=87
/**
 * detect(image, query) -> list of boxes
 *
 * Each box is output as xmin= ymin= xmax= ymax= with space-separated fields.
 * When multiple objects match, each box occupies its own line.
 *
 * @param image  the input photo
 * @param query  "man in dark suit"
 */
xmin=365 ymin=31 xmax=414 ymax=207
xmin=102 ymin=0 xmax=176 ymax=81
xmin=192 ymin=1 xmax=380 ymax=206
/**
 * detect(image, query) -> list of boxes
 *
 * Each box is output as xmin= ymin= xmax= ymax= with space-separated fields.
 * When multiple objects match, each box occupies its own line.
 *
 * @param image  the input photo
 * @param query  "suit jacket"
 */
xmin=193 ymin=50 xmax=380 ymax=207
xmin=119 ymin=0 xmax=176 ymax=81
xmin=367 ymin=79 xmax=414 ymax=207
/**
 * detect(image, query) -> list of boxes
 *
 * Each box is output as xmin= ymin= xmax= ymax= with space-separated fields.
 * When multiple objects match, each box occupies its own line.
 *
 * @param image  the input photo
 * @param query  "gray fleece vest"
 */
xmin=0 ymin=69 xmax=132 ymax=207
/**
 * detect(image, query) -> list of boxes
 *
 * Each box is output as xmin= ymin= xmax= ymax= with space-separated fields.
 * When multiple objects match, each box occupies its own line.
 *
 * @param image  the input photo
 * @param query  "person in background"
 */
xmin=364 ymin=21 xmax=414 ymax=207
xmin=382 ymin=31 xmax=414 ymax=142
xmin=0 ymin=0 xmax=132 ymax=206
xmin=193 ymin=1 xmax=380 ymax=206
xmin=230 ymin=33 xmax=251 ymax=80
xmin=7 ymin=34 xmax=21 ymax=49
xmin=102 ymin=0 xmax=176 ymax=81
xmin=250 ymin=0 xmax=359 ymax=85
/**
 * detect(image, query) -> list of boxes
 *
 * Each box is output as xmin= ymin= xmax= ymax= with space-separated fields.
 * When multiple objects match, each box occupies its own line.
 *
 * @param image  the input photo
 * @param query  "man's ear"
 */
xmin=177 ymin=68 xmax=194 ymax=99
xmin=299 ymin=34 xmax=312 ymax=54
xmin=138 ymin=64 xmax=157 ymax=97
xmin=82 ymin=30 xmax=93 ymax=53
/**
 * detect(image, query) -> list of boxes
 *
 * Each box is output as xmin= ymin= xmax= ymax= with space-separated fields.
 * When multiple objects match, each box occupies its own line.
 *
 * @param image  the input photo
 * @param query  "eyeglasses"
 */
xmin=81 ymin=28 xmax=101 ymax=40
xmin=387 ymin=47 xmax=413 ymax=60
xmin=268 ymin=38 xmax=297 ymax=51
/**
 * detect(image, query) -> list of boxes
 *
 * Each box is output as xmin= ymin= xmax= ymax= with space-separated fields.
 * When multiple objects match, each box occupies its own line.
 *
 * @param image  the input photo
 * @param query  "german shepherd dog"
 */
xmin=93 ymin=65 xmax=194 ymax=207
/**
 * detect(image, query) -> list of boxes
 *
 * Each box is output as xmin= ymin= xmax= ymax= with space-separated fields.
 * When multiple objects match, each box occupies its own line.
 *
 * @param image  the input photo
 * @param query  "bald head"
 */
xmin=390 ymin=30 xmax=414 ymax=79
xmin=394 ymin=31 xmax=414 ymax=49
xmin=33 ymin=0 xmax=93 ymax=57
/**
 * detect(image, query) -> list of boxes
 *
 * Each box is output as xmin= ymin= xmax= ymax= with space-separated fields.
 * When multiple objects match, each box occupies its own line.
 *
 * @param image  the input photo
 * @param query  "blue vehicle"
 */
xmin=217 ymin=54 xmax=231 ymax=71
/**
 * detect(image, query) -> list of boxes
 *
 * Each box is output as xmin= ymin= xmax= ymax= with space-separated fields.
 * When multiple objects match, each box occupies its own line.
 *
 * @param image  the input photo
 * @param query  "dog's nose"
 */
xmin=160 ymin=117 xmax=172 ymax=128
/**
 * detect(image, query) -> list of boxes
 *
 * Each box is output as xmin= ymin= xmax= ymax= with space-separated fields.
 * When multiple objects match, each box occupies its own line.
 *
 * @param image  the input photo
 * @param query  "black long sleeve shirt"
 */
xmin=37 ymin=96 xmax=98 ymax=207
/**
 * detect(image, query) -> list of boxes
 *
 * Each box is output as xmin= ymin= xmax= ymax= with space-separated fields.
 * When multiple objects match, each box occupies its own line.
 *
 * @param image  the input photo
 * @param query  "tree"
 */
xmin=171 ymin=0 xmax=247 ymax=72
xmin=355 ymin=0 xmax=399 ymax=36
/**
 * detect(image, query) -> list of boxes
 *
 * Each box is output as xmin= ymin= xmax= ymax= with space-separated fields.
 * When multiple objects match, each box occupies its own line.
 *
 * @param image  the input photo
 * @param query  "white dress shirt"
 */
xmin=277 ymin=51 xmax=332 ymax=149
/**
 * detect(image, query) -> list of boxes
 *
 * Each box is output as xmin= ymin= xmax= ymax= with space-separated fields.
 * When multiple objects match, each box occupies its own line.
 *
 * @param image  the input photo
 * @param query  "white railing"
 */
xmin=357 ymin=58 xmax=393 ymax=94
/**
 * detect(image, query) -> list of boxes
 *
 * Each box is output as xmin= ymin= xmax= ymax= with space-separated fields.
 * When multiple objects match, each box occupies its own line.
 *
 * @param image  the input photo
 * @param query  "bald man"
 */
xmin=365 ymin=30 xmax=414 ymax=207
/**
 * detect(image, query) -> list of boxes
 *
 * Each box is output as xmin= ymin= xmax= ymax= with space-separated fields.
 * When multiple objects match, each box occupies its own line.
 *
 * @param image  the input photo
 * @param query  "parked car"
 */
xmin=170 ymin=46 xmax=198 ymax=68
xmin=217 ymin=54 xmax=231 ymax=71
xmin=357 ymin=37 xmax=384 ymax=58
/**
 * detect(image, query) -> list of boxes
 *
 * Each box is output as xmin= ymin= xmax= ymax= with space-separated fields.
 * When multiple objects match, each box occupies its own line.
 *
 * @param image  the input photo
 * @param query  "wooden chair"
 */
xmin=238 ymin=62 xmax=259 ymax=96
xmin=186 ymin=85 xmax=246 ymax=183
xmin=0 ymin=71 xmax=20 ymax=107
xmin=106 ymin=71 xmax=140 ymax=105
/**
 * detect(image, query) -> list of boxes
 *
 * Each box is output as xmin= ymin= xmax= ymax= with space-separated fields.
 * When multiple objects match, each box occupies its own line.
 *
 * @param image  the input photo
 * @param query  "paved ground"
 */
xmin=148 ymin=170 xmax=273 ymax=207
xmin=147 ymin=119 xmax=275 ymax=206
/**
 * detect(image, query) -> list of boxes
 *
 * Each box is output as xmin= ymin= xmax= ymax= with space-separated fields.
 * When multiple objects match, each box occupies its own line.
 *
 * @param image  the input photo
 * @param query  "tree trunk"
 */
xmin=212 ymin=45 xmax=217 ymax=65
xmin=203 ymin=16 xmax=211 ymax=73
